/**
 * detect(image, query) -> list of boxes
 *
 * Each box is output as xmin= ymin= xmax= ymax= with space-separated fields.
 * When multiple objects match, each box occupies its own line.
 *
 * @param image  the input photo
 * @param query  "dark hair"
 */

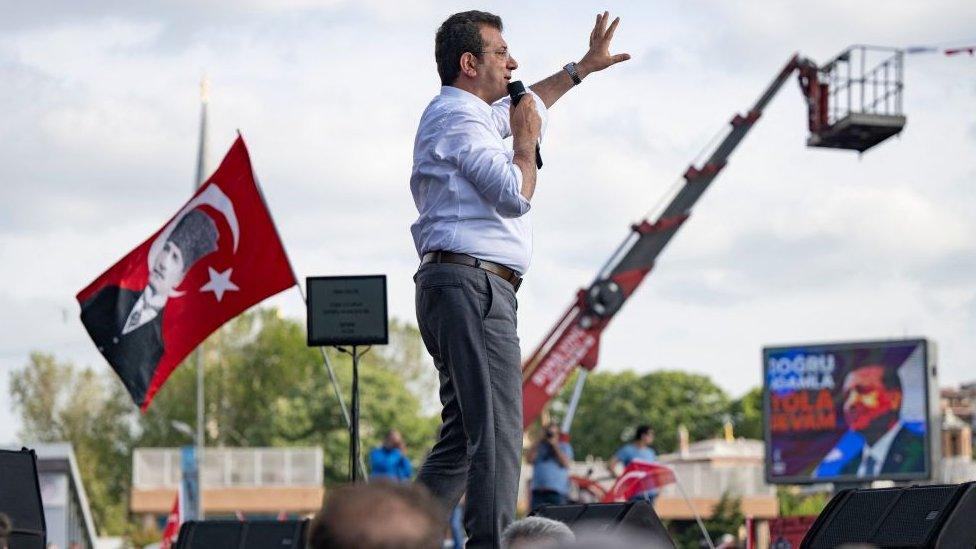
xmin=435 ymin=10 xmax=502 ymax=86
xmin=308 ymin=481 xmax=446 ymax=549
xmin=633 ymin=425 xmax=654 ymax=442
xmin=853 ymin=364 xmax=902 ymax=393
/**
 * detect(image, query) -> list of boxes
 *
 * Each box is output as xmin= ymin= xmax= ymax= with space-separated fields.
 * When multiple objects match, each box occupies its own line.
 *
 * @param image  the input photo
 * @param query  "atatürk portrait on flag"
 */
xmin=81 ymin=207 xmax=220 ymax=404
xmin=77 ymin=138 xmax=296 ymax=411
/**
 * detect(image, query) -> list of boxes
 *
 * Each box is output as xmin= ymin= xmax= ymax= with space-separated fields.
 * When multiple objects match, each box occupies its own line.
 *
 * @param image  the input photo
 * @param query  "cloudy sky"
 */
xmin=2 ymin=1 xmax=974 ymax=442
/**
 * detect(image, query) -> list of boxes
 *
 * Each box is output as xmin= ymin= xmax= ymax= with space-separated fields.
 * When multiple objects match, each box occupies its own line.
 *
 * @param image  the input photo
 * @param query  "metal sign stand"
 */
xmin=306 ymin=275 xmax=388 ymax=483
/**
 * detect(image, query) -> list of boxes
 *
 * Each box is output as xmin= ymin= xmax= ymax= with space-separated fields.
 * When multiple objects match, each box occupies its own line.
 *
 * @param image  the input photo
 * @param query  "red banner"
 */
xmin=160 ymin=494 xmax=180 ymax=549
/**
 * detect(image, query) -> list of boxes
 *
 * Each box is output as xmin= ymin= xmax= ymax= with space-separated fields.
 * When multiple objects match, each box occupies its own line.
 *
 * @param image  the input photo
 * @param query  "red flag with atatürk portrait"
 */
xmin=77 ymin=136 xmax=295 ymax=410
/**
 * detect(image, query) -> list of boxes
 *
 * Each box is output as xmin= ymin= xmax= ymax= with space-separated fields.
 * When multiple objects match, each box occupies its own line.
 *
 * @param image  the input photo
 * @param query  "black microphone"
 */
xmin=507 ymin=80 xmax=543 ymax=169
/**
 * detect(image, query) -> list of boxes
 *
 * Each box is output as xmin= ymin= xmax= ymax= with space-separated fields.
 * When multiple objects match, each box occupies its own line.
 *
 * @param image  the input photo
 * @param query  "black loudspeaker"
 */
xmin=175 ymin=519 xmax=309 ymax=549
xmin=0 ymin=448 xmax=46 ymax=549
xmin=801 ymin=482 xmax=976 ymax=548
xmin=531 ymin=501 xmax=675 ymax=548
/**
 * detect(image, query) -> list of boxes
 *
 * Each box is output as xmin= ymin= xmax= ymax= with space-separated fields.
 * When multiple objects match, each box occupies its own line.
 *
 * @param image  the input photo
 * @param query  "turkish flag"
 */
xmin=606 ymin=460 xmax=676 ymax=502
xmin=161 ymin=493 xmax=180 ymax=549
xmin=77 ymin=136 xmax=296 ymax=410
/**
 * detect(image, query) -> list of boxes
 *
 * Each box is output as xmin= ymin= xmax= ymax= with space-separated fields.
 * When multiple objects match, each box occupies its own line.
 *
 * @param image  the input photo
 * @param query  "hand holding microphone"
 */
xmin=507 ymin=80 xmax=543 ymax=169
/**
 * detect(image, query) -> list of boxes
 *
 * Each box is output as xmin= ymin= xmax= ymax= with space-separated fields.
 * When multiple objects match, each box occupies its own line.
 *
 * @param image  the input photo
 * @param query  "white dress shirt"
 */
xmin=410 ymin=85 xmax=548 ymax=275
xmin=857 ymin=420 xmax=903 ymax=477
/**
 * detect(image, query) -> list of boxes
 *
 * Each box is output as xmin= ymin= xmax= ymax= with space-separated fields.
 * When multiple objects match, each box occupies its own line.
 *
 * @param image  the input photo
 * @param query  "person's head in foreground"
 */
xmin=502 ymin=516 xmax=574 ymax=549
xmin=556 ymin=524 xmax=672 ymax=549
xmin=308 ymin=481 xmax=446 ymax=549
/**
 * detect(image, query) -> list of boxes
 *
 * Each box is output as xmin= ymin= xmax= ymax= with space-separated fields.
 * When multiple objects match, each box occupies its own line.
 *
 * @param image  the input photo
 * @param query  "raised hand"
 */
xmin=578 ymin=11 xmax=631 ymax=77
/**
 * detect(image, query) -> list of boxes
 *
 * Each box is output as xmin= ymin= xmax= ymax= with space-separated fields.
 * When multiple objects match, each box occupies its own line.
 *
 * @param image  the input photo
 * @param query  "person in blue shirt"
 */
xmin=526 ymin=423 xmax=574 ymax=511
xmin=609 ymin=425 xmax=658 ymax=503
xmin=369 ymin=429 xmax=413 ymax=482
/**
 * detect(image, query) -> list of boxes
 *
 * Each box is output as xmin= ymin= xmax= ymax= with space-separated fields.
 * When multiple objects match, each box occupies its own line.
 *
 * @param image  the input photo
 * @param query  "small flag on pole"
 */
xmin=77 ymin=136 xmax=296 ymax=410
xmin=160 ymin=494 xmax=181 ymax=549
xmin=607 ymin=460 xmax=676 ymax=502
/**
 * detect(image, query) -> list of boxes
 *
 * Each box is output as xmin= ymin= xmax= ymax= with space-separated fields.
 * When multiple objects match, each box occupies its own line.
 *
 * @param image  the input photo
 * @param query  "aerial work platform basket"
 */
xmin=801 ymin=45 xmax=906 ymax=152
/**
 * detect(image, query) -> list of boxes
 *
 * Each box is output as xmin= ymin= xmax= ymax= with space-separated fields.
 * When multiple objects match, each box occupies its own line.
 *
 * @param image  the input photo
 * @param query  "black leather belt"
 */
xmin=421 ymin=251 xmax=523 ymax=292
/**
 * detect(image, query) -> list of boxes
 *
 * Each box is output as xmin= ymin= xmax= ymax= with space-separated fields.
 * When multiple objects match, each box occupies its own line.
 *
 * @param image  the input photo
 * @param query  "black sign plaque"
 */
xmin=306 ymin=275 xmax=388 ymax=346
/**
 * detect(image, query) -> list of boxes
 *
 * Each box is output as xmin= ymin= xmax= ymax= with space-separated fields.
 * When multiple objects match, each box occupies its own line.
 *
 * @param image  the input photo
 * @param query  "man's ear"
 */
xmin=890 ymin=390 xmax=902 ymax=411
xmin=459 ymin=52 xmax=479 ymax=79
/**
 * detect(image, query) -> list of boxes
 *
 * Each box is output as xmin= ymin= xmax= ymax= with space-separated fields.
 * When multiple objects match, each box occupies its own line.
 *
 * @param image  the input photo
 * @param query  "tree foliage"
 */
xmin=10 ymin=310 xmax=439 ymax=536
xmin=138 ymin=309 xmax=439 ymax=480
xmin=10 ymin=353 xmax=135 ymax=535
xmin=729 ymin=386 xmax=764 ymax=440
xmin=669 ymin=491 xmax=744 ymax=548
xmin=778 ymin=486 xmax=830 ymax=517
xmin=555 ymin=370 xmax=731 ymax=459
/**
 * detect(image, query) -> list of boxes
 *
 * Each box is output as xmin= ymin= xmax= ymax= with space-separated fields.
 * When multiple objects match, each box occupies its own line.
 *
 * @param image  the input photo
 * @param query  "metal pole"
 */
xmin=561 ymin=369 xmax=588 ymax=434
xmin=350 ymin=345 xmax=361 ymax=482
xmin=243 ymin=131 xmax=367 ymax=481
xmin=674 ymin=475 xmax=716 ymax=549
xmin=193 ymin=76 xmax=210 ymax=519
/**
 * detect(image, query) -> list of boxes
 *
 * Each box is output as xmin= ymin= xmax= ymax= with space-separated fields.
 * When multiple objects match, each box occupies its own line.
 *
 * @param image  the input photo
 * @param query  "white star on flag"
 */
xmin=200 ymin=267 xmax=240 ymax=302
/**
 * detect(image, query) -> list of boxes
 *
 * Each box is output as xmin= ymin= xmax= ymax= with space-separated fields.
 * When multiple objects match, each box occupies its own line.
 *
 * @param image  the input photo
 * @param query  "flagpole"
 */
xmin=193 ymin=75 xmax=210 ymax=519
xmin=238 ymin=130 xmax=367 ymax=481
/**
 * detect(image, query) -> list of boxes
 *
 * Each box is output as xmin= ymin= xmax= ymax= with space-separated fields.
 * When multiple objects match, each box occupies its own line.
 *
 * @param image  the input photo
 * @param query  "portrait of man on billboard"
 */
xmin=766 ymin=339 xmax=929 ymax=483
xmin=835 ymin=363 xmax=925 ymax=477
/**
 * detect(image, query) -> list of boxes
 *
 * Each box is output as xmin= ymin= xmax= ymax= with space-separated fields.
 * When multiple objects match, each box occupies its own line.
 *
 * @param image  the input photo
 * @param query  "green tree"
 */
xmin=729 ymin=386 xmax=764 ymax=440
xmin=670 ymin=491 xmax=744 ymax=548
xmin=137 ymin=309 xmax=438 ymax=480
xmin=778 ymin=486 xmax=830 ymax=517
xmin=10 ymin=353 xmax=136 ymax=535
xmin=11 ymin=310 xmax=440 ymax=536
xmin=555 ymin=370 xmax=730 ymax=459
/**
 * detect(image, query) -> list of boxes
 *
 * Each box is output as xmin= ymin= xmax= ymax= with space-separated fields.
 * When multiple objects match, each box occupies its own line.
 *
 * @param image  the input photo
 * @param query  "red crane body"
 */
xmin=521 ymin=48 xmax=906 ymax=429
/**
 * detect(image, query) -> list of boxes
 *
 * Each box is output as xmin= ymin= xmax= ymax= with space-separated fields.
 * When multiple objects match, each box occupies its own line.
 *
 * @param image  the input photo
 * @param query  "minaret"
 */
xmin=195 ymin=76 xmax=210 ymax=189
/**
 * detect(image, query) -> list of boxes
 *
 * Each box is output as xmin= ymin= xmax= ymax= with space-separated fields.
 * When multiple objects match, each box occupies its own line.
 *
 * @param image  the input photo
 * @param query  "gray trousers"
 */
xmin=414 ymin=262 xmax=523 ymax=549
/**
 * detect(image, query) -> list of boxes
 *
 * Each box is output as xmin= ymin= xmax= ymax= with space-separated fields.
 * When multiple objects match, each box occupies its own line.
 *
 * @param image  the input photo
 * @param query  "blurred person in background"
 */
xmin=608 ymin=425 xmax=659 ymax=503
xmin=369 ymin=429 xmax=414 ymax=482
xmin=526 ymin=423 xmax=574 ymax=511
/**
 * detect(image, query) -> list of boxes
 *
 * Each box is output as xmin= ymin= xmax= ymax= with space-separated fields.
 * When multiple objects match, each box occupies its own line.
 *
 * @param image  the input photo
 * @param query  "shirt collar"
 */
xmin=439 ymin=85 xmax=493 ymax=115
xmin=864 ymin=420 xmax=903 ymax=465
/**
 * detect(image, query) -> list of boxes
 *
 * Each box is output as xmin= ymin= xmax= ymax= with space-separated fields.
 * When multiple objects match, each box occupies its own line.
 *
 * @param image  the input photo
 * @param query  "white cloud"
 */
xmin=1 ymin=1 xmax=975 ymax=442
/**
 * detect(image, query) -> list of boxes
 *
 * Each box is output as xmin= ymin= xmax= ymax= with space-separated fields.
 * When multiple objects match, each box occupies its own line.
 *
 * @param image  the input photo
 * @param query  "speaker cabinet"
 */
xmin=531 ymin=501 xmax=675 ymax=547
xmin=0 ymin=448 xmax=46 ymax=549
xmin=801 ymin=482 xmax=976 ymax=548
xmin=175 ymin=519 xmax=309 ymax=549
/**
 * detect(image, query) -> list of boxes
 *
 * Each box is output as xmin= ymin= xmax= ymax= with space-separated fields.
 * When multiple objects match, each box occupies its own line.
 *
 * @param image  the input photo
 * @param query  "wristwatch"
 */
xmin=563 ymin=62 xmax=582 ymax=85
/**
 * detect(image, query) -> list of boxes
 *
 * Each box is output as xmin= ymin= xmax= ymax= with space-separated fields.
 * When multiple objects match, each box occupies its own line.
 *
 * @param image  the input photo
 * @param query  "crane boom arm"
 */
xmin=521 ymin=54 xmax=817 ymax=428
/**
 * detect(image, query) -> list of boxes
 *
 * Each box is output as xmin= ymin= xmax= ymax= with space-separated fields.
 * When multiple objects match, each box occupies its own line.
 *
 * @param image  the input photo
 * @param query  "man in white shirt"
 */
xmin=410 ymin=10 xmax=629 ymax=547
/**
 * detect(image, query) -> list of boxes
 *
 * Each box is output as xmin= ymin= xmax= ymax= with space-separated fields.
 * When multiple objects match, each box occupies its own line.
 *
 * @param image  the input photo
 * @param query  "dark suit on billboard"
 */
xmin=839 ymin=424 xmax=925 ymax=477
xmin=80 ymin=285 xmax=163 ymax=406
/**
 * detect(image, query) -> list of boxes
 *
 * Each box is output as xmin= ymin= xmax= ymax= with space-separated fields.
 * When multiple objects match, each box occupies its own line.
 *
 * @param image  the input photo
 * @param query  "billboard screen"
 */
xmin=764 ymin=338 xmax=931 ymax=484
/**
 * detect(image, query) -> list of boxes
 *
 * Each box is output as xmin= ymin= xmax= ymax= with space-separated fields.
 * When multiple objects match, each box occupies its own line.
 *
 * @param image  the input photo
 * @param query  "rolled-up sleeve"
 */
xmin=436 ymin=112 xmax=531 ymax=218
xmin=490 ymin=91 xmax=549 ymax=141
